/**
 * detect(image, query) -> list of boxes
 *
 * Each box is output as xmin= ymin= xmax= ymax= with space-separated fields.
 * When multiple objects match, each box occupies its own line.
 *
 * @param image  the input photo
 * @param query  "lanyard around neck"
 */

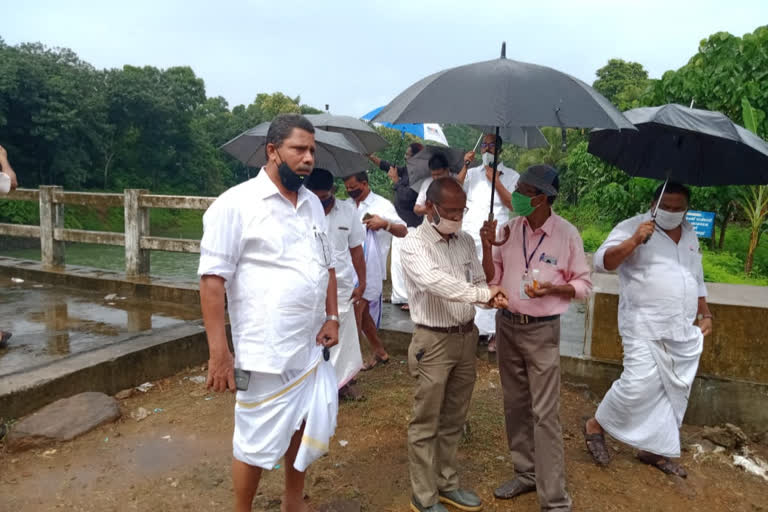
xmin=523 ymin=224 xmax=546 ymax=272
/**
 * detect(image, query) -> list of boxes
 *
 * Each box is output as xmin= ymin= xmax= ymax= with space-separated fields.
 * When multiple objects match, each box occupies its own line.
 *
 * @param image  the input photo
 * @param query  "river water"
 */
xmin=3 ymin=243 xmax=201 ymax=281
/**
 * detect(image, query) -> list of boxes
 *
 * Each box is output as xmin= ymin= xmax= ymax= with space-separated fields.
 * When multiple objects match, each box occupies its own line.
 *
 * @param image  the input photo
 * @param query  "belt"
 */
xmin=416 ymin=320 xmax=475 ymax=334
xmin=500 ymin=310 xmax=559 ymax=325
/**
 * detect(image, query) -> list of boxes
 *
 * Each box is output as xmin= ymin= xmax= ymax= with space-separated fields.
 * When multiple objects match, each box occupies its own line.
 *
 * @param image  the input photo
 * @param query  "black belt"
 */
xmin=416 ymin=320 xmax=475 ymax=334
xmin=500 ymin=310 xmax=559 ymax=325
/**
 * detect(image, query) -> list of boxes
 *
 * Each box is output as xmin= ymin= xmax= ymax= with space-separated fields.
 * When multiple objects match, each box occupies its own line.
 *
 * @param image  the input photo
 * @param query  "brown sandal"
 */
xmin=361 ymin=354 xmax=390 ymax=371
xmin=637 ymin=452 xmax=688 ymax=478
xmin=582 ymin=417 xmax=611 ymax=466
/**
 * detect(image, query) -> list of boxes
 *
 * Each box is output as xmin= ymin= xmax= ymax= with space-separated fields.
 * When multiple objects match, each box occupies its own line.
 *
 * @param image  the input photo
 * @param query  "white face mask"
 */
xmin=482 ymin=152 xmax=496 ymax=167
xmin=431 ymin=205 xmax=462 ymax=235
xmin=654 ymin=208 xmax=686 ymax=230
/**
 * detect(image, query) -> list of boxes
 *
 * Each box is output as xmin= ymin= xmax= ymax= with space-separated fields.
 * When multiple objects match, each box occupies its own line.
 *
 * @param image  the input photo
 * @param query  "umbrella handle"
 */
xmin=491 ymin=225 xmax=511 ymax=247
xmin=642 ymin=219 xmax=656 ymax=244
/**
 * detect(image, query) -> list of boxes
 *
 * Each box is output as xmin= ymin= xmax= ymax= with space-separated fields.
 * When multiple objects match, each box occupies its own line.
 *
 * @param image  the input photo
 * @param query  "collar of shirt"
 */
xmin=521 ymin=211 xmax=556 ymax=237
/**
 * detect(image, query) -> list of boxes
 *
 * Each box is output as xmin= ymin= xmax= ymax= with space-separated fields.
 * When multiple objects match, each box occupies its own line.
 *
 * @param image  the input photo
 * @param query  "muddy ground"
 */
xmin=2 ymin=358 xmax=767 ymax=511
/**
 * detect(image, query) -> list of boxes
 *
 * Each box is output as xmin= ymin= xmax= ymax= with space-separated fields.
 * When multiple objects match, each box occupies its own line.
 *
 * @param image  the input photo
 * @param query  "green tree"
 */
xmin=738 ymin=98 xmax=768 ymax=274
xmin=593 ymin=59 xmax=651 ymax=110
xmin=650 ymin=26 xmax=768 ymax=136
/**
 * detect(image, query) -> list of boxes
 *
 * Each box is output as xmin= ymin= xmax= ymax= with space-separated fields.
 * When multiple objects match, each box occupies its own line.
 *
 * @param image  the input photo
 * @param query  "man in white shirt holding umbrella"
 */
xmin=583 ymin=182 xmax=713 ymax=478
xmin=457 ymin=133 xmax=519 ymax=352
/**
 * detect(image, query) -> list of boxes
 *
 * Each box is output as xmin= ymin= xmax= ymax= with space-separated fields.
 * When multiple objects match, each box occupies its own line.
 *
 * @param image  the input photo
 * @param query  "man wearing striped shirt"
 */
xmin=401 ymin=177 xmax=508 ymax=512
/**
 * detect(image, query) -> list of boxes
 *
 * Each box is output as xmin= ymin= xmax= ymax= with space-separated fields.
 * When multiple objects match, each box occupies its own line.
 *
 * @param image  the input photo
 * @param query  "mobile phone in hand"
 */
xmin=234 ymin=368 xmax=251 ymax=391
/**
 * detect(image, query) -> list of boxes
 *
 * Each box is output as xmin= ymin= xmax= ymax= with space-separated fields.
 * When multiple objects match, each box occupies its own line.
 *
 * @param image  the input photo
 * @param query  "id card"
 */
xmin=519 ymin=271 xmax=531 ymax=300
xmin=519 ymin=281 xmax=531 ymax=300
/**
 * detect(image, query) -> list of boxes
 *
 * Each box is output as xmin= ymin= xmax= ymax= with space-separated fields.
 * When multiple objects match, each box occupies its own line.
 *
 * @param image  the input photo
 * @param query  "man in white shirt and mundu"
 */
xmin=343 ymin=171 xmax=408 ymax=370
xmin=305 ymin=168 xmax=367 ymax=398
xmin=583 ymin=182 xmax=713 ymax=478
xmin=198 ymin=114 xmax=340 ymax=512
xmin=401 ymin=177 xmax=508 ymax=512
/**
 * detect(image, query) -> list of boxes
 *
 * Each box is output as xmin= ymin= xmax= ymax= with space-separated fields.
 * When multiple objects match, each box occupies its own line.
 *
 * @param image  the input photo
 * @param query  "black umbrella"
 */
xmin=588 ymin=104 xmax=768 ymax=241
xmin=588 ymin=104 xmax=768 ymax=187
xmin=373 ymin=43 xmax=634 ymax=220
xmin=405 ymin=145 xmax=479 ymax=191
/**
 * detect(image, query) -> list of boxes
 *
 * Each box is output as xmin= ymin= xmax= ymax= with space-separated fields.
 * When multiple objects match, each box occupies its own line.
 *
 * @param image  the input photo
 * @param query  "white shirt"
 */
xmin=326 ymin=199 xmax=365 ymax=302
xmin=415 ymin=178 xmax=432 ymax=207
xmin=347 ymin=191 xmax=404 ymax=277
xmin=594 ymin=212 xmax=707 ymax=341
xmin=198 ymin=170 xmax=335 ymax=374
xmin=463 ymin=163 xmax=520 ymax=247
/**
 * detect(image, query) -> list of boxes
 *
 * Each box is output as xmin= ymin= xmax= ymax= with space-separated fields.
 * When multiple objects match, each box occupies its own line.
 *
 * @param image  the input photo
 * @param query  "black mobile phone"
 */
xmin=234 ymin=368 xmax=251 ymax=391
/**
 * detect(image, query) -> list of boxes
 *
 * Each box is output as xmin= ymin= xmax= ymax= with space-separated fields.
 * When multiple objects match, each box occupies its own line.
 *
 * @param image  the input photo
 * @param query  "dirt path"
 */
xmin=2 ymin=360 xmax=767 ymax=511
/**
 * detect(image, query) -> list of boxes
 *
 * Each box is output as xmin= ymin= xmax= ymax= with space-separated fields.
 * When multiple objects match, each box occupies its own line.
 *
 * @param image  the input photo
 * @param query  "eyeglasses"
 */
xmin=436 ymin=203 xmax=469 ymax=216
xmin=480 ymin=142 xmax=497 ymax=150
xmin=313 ymin=229 xmax=332 ymax=267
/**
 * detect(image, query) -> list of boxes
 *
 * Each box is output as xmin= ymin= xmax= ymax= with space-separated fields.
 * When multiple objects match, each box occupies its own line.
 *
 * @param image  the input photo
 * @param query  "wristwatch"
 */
xmin=326 ymin=314 xmax=340 ymax=324
xmin=697 ymin=313 xmax=713 ymax=321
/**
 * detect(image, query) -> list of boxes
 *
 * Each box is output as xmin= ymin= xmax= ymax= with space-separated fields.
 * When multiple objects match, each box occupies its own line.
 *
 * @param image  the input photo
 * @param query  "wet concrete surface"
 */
xmin=380 ymin=300 xmax=587 ymax=356
xmin=0 ymin=275 xmax=201 ymax=377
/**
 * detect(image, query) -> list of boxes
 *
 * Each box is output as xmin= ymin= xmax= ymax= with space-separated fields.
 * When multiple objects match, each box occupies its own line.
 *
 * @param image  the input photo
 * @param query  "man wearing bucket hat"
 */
xmin=480 ymin=165 xmax=591 ymax=512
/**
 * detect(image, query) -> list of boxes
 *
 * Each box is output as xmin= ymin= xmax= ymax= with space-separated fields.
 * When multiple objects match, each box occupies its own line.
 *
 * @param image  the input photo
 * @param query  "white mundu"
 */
xmin=463 ymin=162 xmax=519 ymax=336
xmin=325 ymin=199 xmax=365 ymax=388
xmin=593 ymin=212 xmax=707 ymax=457
xmin=198 ymin=169 xmax=338 ymax=470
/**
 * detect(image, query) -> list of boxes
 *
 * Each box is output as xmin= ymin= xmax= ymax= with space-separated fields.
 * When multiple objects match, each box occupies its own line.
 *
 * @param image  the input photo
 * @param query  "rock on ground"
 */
xmin=702 ymin=423 xmax=749 ymax=450
xmin=6 ymin=392 xmax=120 ymax=452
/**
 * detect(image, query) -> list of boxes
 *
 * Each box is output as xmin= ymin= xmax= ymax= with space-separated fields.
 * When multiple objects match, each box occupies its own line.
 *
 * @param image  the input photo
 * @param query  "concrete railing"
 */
xmin=0 ymin=186 xmax=214 ymax=277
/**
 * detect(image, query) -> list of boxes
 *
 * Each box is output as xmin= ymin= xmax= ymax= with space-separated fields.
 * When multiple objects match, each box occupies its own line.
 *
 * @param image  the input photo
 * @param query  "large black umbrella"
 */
xmin=588 ymin=104 xmax=768 ymax=186
xmin=373 ymin=43 xmax=634 ymax=220
xmin=221 ymin=122 xmax=367 ymax=177
xmin=303 ymin=113 xmax=389 ymax=154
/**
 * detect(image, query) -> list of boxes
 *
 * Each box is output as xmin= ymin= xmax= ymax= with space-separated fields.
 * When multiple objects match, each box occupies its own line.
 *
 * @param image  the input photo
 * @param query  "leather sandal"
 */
xmin=583 ymin=417 xmax=611 ymax=466
xmin=637 ymin=451 xmax=688 ymax=478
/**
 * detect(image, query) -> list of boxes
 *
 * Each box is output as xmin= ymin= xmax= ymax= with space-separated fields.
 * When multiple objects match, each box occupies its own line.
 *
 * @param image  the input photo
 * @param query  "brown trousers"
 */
xmin=496 ymin=312 xmax=571 ymax=512
xmin=407 ymin=325 xmax=478 ymax=507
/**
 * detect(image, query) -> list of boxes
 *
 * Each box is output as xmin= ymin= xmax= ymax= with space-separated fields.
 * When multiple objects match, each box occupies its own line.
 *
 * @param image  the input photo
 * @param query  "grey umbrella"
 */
xmin=372 ymin=44 xmax=634 ymax=131
xmin=373 ymin=43 xmax=635 ymax=221
xmin=221 ymin=122 xmax=368 ymax=178
xmin=304 ymin=113 xmax=389 ymax=154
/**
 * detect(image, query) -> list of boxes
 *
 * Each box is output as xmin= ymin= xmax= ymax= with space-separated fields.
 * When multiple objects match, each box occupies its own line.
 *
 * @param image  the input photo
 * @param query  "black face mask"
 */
xmin=320 ymin=196 xmax=335 ymax=209
xmin=276 ymin=152 xmax=305 ymax=192
xmin=348 ymin=189 xmax=363 ymax=199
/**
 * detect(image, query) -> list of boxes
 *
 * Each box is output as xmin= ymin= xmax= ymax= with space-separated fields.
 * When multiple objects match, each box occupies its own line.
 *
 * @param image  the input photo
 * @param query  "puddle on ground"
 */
xmin=0 ymin=276 xmax=201 ymax=376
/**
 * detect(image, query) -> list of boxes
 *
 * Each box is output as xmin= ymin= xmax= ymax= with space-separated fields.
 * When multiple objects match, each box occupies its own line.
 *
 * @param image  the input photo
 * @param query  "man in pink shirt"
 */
xmin=480 ymin=165 xmax=591 ymax=512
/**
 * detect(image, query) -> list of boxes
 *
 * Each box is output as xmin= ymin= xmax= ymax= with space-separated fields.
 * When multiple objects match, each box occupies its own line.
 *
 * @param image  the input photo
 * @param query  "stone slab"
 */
xmin=7 ymin=392 xmax=120 ymax=451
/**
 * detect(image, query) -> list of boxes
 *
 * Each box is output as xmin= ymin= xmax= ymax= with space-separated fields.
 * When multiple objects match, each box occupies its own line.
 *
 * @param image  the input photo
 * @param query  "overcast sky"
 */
xmin=4 ymin=0 xmax=765 ymax=117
